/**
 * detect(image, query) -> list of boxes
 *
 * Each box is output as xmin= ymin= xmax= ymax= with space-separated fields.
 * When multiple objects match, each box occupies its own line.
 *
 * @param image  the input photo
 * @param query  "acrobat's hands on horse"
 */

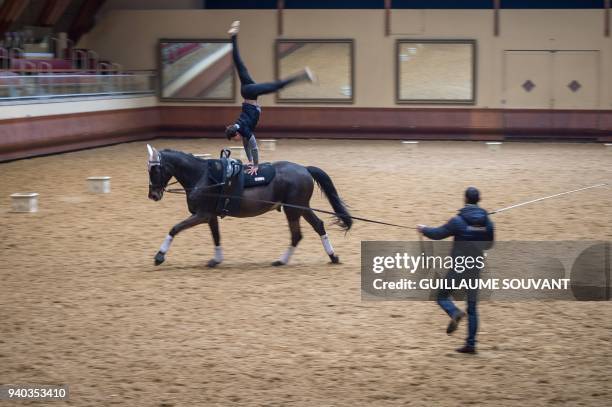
xmin=244 ymin=161 xmax=258 ymax=175
xmin=247 ymin=164 xmax=258 ymax=175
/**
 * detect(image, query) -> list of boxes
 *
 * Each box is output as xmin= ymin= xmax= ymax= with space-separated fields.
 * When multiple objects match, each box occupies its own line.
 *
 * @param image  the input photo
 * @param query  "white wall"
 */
xmin=72 ymin=8 xmax=612 ymax=109
xmin=0 ymin=96 xmax=157 ymax=120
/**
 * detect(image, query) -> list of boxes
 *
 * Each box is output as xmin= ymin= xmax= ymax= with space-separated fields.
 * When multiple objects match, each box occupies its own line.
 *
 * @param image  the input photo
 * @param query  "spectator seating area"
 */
xmin=0 ymin=31 xmax=153 ymax=100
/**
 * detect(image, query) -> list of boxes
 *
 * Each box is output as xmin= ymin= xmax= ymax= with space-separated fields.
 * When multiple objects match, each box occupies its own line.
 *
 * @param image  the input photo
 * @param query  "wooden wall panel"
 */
xmin=551 ymin=111 xmax=600 ymax=134
xmin=1 ymin=106 xmax=610 ymax=162
xmin=161 ymin=106 xmax=498 ymax=135
xmin=502 ymin=110 xmax=553 ymax=132
xmin=0 ymin=107 xmax=160 ymax=161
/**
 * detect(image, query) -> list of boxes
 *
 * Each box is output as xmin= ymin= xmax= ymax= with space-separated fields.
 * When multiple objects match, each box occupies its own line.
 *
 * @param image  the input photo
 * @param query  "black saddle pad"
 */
xmin=244 ymin=163 xmax=275 ymax=188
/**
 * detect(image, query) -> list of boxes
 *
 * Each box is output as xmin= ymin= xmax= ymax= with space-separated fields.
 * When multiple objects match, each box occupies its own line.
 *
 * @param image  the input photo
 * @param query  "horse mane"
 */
xmin=160 ymin=149 xmax=192 ymax=157
xmin=156 ymin=148 xmax=209 ymax=189
xmin=159 ymin=149 xmax=204 ymax=165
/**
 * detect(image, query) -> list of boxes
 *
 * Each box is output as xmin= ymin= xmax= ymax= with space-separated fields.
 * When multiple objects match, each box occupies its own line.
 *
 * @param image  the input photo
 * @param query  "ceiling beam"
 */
xmin=493 ymin=0 xmax=500 ymax=36
xmin=384 ymin=0 xmax=391 ymax=36
xmin=68 ymin=0 xmax=106 ymax=43
xmin=277 ymin=0 xmax=284 ymax=36
xmin=0 ymin=0 xmax=30 ymax=36
xmin=38 ymin=0 xmax=73 ymax=27
xmin=605 ymin=0 xmax=610 ymax=37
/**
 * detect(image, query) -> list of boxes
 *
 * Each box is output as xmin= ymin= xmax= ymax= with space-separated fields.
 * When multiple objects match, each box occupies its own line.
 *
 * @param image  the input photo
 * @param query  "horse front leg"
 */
xmin=207 ymin=216 xmax=224 ymax=268
xmin=154 ymin=213 xmax=208 ymax=266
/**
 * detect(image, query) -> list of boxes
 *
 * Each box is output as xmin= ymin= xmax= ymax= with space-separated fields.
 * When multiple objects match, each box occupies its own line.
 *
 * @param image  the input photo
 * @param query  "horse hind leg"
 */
xmin=272 ymin=208 xmax=303 ymax=266
xmin=303 ymin=209 xmax=340 ymax=264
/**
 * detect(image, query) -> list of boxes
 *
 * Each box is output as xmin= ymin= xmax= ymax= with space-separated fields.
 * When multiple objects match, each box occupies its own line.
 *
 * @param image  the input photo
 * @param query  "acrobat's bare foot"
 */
xmin=304 ymin=66 xmax=318 ymax=84
xmin=228 ymin=20 xmax=240 ymax=36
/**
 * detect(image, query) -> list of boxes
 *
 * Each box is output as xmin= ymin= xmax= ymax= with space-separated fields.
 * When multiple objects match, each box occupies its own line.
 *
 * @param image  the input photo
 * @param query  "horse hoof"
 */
xmin=272 ymin=260 xmax=286 ymax=267
xmin=207 ymin=259 xmax=220 ymax=268
xmin=329 ymin=254 xmax=340 ymax=264
xmin=154 ymin=251 xmax=165 ymax=266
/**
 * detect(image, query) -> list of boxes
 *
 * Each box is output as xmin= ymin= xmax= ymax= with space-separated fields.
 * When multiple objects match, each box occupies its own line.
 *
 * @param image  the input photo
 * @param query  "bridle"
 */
xmin=163 ymin=180 xmax=226 ymax=194
xmin=148 ymin=156 xmax=225 ymax=195
xmin=147 ymin=158 xmax=166 ymax=190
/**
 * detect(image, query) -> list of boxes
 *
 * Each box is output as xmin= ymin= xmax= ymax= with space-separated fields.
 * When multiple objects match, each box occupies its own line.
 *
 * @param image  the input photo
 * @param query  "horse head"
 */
xmin=147 ymin=144 xmax=172 ymax=201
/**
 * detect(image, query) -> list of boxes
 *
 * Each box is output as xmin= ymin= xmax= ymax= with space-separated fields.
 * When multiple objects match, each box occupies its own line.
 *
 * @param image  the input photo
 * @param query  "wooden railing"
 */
xmin=0 ymin=70 xmax=156 ymax=100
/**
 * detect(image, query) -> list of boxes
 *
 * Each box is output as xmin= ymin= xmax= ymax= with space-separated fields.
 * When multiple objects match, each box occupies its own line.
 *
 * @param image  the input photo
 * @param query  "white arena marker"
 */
xmin=486 ymin=141 xmax=503 ymax=151
xmin=87 ymin=176 xmax=111 ymax=193
xmin=260 ymin=139 xmax=277 ymax=151
xmin=604 ymin=143 xmax=612 ymax=149
xmin=401 ymin=140 xmax=419 ymax=151
xmin=10 ymin=193 xmax=39 ymax=213
xmin=229 ymin=146 xmax=246 ymax=159
xmin=194 ymin=153 xmax=212 ymax=159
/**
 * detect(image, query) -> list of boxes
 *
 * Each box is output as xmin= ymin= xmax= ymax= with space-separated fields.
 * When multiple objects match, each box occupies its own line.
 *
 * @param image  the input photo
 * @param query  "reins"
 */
xmin=160 ymin=179 xmax=414 ymax=230
xmin=163 ymin=179 xmax=225 ymax=194
xmin=206 ymin=192 xmax=416 ymax=230
xmin=151 ymin=151 xmax=607 ymax=231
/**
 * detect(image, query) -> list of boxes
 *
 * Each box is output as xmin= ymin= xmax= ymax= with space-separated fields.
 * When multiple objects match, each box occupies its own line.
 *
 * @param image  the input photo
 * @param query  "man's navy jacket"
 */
xmin=422 ymin=204 xmax=495 ymax=259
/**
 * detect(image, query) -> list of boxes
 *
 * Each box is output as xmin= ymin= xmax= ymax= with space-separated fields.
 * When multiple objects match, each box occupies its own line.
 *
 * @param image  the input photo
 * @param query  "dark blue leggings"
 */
xmin=437 ymin=269 xmax=479 ymax=347
xmin=232 ymin=35 xmax=297 ymax=100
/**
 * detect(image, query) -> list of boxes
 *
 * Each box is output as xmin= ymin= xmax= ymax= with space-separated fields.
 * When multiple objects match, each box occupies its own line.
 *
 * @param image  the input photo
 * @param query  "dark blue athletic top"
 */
xmin=235 ymin=103 xmax=261 ymax=139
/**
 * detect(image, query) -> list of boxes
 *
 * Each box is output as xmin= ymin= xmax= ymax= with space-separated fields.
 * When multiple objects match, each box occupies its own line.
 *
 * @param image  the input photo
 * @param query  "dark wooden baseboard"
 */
xmin=159 ymin=106 xmax=612 ymax=141
xmin=2 ymin=105 xmax=611 ymax=162
xmin=0 ymin=130 xmax=157 ymax=162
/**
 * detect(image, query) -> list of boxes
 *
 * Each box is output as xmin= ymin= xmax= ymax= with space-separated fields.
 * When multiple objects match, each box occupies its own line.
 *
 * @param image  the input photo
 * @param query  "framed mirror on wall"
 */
xmin=158 ymin=39 xmax=235 ymax=102
xmin=396 ymin=39 xmax=476 ymax=104
xmin=276 ymin=39 xmax=354 ymax=103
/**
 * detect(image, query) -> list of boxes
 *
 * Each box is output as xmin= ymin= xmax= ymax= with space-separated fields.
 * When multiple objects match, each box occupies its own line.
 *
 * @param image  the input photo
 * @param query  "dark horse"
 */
xmin=146 ymin=145 xmax=352 ymax=267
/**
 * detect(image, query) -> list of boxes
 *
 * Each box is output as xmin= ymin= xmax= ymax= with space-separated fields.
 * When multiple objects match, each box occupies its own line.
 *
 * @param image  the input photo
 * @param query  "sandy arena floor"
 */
xmin=1 ymin=139 xmax=611 ymax=406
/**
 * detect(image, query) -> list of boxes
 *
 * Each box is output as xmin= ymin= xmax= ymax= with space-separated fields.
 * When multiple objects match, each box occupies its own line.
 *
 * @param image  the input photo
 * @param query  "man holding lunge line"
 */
xmin=417 ymin=187 xmax=495 ymax=354
xmin=225 ymin=20 xmax=316 ymax=175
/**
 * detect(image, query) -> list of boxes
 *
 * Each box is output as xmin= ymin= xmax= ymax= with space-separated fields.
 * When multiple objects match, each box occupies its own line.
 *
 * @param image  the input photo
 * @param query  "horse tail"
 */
xmin=306 ymin=166 xmax=353 ymax=231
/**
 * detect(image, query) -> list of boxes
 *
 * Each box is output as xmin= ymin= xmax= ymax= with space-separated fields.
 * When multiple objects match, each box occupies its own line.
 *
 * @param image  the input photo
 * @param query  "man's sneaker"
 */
xmin=446 ymin=311 xmax=466 ymax=335
xmin=228 ymin=20 xmax=240 ymax=36
xmin=456 ymin=345 xmax=477 ymax=354
xmin=304 ymin=66 xmax=317 ymax=84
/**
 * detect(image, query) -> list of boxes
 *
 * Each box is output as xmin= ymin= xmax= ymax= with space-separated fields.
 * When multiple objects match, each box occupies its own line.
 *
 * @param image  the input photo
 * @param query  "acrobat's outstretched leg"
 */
xmin=229 ymin=20 xmax=316 ymax=100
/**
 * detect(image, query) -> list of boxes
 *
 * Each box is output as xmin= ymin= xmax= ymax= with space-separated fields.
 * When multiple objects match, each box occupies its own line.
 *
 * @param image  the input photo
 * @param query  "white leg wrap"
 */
xmin=214 ymin=246 xmax=224 ymax=263
xmin=160 ymin=235 xmax=173 ymax=253
xmin=279 ymin=246 xmax=296 ymax=264
xmin=321 ymin=234 xmax=334 ymax=256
